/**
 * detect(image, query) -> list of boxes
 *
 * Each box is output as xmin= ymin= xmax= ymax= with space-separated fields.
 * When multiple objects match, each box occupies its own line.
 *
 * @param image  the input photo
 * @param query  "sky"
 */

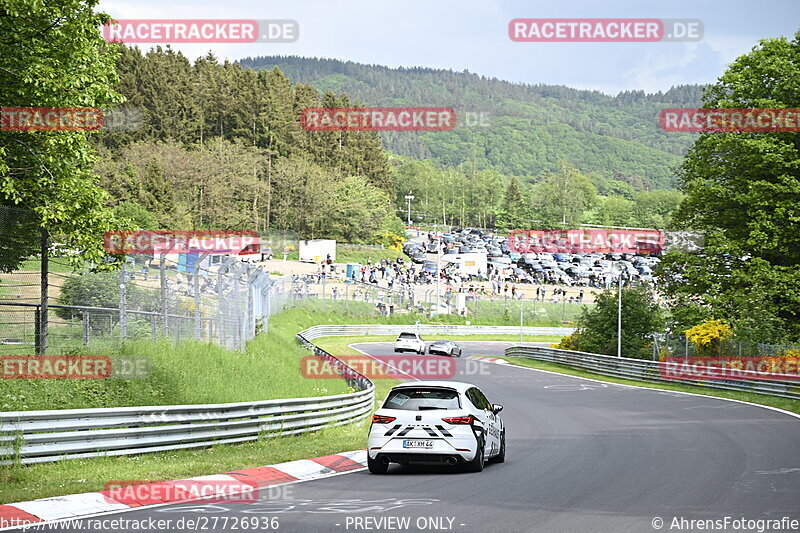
xmin=97 ymin=0 xmax=800 ymax=95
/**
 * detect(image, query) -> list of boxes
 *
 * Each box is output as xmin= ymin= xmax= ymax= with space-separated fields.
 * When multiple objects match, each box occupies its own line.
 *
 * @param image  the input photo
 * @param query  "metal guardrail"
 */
xmin=0 ymin=329 xmax=375 ymax=465
xmin=298 ymin=324 xmax=576 ymax=339
xmin=505 ymin=346 xmax=800 ymax=400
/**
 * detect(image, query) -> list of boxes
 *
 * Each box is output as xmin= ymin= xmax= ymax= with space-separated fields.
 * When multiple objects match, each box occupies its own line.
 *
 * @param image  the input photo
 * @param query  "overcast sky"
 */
xmin=98 ymin=0 xmax=800 ymax=95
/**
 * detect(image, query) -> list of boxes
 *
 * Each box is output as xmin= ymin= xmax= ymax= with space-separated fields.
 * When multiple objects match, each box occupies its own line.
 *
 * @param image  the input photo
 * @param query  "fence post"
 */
xmin=151 ymin=314 xmax=157 ymax=340
xmin=38 ymin=227 xmax=49 ymax=354
xmin=194 ymin=264 xmax=201 ymax=340
xmin=119 ymin=261 xmax=128 ymax=340
xmin=34 ymin=304 xmax=41 ymax=354
xmin=82 ymin=311 xmax=89 ymax=346
xmin=232 ymin=273 xmax=241 ymax=349
xmin=159 ymin=254 xmax=167 ymax=336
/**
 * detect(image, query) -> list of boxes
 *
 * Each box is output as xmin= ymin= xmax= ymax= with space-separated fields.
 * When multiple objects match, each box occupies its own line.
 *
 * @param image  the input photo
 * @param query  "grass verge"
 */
xmin=0 ymin=422 xmax=368 ymax=504
xmin=503 ymin=356 xmax=800 ymax=415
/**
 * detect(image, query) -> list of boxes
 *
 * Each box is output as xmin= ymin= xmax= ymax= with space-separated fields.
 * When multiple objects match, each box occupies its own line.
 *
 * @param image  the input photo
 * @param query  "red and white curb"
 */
xmin=0 ymin=450 xmax=367 ymax=530
xmin=467 ymin=355 xmax=510 ymax=365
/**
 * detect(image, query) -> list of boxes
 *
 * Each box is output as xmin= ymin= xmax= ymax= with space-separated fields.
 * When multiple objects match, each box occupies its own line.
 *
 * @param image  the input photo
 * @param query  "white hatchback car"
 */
xmin=394 ymin=332 xmax=426 ymax=354
xmin=367 ymin=381 xmax=505 ymax=473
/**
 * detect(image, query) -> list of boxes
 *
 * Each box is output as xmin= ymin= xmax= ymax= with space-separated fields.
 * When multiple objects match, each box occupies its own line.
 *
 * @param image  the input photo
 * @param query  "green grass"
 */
xmin=0 ymin=422 xmax=368 ymax=504
xmin=286 ymin=298 xmax=579 ymax=327
xmin=15 ymin=258 xmax=75 ymax=274
xmin=504 ymin=356 xmax=800 ymax=415
xmin=0 ymin=306 xmax=407 ymax=504
xmin=335 ymin=244 xmax=400 ymax=265
xmin=0 ymin=316 xmax=350 ymax=411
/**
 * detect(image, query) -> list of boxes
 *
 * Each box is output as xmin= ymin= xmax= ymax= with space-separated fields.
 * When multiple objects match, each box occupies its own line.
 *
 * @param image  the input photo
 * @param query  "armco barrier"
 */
xmin=297 ymin=324 xmax=576 ymax=340
xmin=0 ymin=331 xmax=374 ymax=466
xmin=0 ymin=324 xmax=573 ymax=465
xmin=505 ymin=346 xmax=800 ymax=400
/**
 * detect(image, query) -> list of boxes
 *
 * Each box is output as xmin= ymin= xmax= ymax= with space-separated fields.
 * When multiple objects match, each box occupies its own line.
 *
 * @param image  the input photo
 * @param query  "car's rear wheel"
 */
xmin=465 ymin=438 xmax=485 ymax=472
xmin=367 ymin=454 xmax=388 ymax=474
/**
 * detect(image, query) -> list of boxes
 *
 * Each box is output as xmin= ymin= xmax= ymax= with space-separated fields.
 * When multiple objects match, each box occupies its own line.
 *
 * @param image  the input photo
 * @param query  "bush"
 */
xmin=685 ymin=318 xmax=733 ymax=357
xmin=56 ymin=272 xmax=158 ymax=319
xmin=570 ymin=285 xmax=664 ymax=359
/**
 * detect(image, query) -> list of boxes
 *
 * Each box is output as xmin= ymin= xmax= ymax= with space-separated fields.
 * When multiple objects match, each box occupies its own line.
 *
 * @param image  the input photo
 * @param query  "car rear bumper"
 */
xmin=368 ymin=435 xmax=478 ymax=461
xmin=373 ymin=452 xmax=468 ymax=465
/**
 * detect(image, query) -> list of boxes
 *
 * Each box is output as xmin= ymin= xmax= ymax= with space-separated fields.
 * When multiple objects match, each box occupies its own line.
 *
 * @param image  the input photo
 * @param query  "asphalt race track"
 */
xmin=13 ymin=342 xmax=800 ymax=533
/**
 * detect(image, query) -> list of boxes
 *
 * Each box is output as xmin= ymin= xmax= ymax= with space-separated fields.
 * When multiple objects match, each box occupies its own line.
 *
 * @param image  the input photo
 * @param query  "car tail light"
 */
xmin=372 ymin=415 xmax=396 ymax=424
xmin=441 ymin=415 xmax=474 ymax=425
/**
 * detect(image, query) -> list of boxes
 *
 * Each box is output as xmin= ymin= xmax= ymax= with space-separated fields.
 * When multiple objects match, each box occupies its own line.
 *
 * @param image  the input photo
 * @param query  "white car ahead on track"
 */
xmin=367 ymin=381 xmax=505 ymax=474
xmin=394 ymin=332 xmax=426 ymax=354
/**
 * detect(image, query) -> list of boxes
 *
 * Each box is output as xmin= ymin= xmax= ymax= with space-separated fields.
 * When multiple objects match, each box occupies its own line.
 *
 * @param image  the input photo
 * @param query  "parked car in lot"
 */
xmin=428 ymin=340 xmax=462 ymax=357
xmin=422 ymin=260 xmax=439 ymax=274
xmin=411 ymin=251 xmax=426 ymax=264
xmin=367 ymin=381 xmax=505 ymax=473
xmin=394 ymin=332 xmax=426 ymax=354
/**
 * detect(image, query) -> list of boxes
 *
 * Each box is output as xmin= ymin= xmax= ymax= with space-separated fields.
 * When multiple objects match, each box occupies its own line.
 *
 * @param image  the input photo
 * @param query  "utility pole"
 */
xmin=436 ymin=241 xmax=441 ymax=314
xmin=617 ymin=268 xmax=624 ymax=358
xmin=404 ymin=193 xmax=415 ymax=226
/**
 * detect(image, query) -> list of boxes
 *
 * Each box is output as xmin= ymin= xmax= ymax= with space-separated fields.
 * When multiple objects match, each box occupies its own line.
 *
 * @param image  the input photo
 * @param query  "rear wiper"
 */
xmin=418 ymin=406 xmax=447 ymax=410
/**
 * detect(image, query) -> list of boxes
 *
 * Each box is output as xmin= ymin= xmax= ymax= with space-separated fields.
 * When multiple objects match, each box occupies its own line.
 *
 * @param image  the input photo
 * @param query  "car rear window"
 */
xmin=383 ymin=388 xmax=461 ymax=411
xmin=398 ymin=333 xmax=417 ymax=339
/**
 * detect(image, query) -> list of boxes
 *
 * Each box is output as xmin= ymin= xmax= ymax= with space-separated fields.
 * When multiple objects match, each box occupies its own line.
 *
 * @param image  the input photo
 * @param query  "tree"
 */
xmin=568 ymin=286 xmax=664 ymax=359
xmin=632 ymin=190 xmax=683 ymax=229
xmin=0 ymin=0 xmax=123 ymax=266
xmin=532 ymin=163 xmax=597 ymax=226
xmin=585 ymin=195 xmax=634 ymax=226
xmin=112 ymin=202 xmax=159 ymax=230
xmin=664 ymin=31 xmax=800 ymax=342
xmin=497 ymin=178 xmax=528 ymax=230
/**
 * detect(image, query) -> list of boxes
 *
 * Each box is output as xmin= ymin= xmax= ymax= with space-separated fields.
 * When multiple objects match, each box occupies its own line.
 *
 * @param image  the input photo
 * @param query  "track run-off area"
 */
xmin=7 ymin=341 xmax=799 ymax=533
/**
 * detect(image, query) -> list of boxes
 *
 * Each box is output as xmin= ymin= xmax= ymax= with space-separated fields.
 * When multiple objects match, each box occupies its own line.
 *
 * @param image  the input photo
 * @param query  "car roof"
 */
xmin=392 ymin=380 xmax=474 ymax=392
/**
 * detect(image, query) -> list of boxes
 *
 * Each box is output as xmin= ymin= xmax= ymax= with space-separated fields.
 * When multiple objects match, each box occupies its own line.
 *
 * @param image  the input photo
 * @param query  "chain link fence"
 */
xmin=0 ymin=209 xmax=296 ymax=353
xmin=653 ymin=334 xmax=800 ymax=360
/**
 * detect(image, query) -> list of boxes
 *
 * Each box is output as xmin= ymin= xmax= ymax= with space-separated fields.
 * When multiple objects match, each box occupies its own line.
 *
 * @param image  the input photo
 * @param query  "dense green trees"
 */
xmin=95 ymin=47 xmax=401 ymax=242
xmin=241 ymin=55 xmax=701 ymax=189
xmin=0 ymin=0 xmax=122 ymax=266
xmin=661 ymin=31 xmax=800 ymax=342
xmin=532 ymin=163 xmax=598 ymax=227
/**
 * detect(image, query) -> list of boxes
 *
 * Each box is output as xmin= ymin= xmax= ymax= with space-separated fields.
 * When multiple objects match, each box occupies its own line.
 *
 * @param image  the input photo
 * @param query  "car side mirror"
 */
xmin=492 ymin=404 xmax=503 ymax=414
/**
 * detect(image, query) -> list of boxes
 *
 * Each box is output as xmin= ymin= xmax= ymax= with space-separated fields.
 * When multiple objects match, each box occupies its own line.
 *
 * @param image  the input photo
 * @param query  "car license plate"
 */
xmin=403 ymin=440 xmax=434 ymax=449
